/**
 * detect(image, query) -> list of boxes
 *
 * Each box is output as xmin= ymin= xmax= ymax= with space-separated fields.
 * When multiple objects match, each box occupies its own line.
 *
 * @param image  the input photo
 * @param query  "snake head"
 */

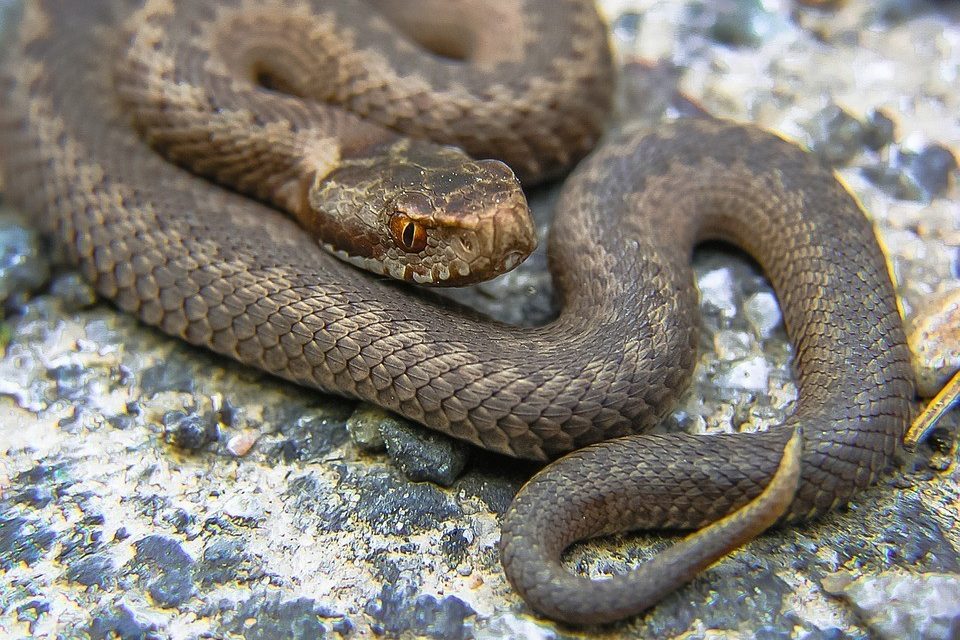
xmin=303 ymin=139 xmax=536 ymax=286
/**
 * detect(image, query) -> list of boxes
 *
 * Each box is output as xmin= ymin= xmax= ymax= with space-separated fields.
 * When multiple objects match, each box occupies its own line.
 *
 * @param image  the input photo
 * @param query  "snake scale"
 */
xmin=0 ymin=0 xmax=916 ymax=625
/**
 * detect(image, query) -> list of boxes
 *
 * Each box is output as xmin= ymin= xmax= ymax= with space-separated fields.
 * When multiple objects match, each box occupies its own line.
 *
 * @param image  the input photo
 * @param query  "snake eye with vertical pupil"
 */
xmin=389 ymin=213 xmax=427 ymax=253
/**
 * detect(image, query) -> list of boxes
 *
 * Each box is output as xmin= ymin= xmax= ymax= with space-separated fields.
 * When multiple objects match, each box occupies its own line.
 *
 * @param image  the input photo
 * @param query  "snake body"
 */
xmin=0 ymin=0 xmax=915 ymax=625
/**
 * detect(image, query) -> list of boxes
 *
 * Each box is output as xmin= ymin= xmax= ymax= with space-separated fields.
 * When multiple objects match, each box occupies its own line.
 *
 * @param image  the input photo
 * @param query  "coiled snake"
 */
xmin=0 ymin=0 xmax=915 ymax=625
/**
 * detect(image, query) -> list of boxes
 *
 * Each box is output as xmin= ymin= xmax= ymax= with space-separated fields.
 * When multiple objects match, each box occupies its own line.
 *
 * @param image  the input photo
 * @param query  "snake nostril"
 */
xmin=499 ymin=250 xmax=524 ymax=273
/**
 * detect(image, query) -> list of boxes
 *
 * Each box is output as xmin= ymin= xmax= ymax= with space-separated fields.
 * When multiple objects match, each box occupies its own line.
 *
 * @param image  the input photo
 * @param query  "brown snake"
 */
xmin=0 ymin=0 xmax=916 ymax=626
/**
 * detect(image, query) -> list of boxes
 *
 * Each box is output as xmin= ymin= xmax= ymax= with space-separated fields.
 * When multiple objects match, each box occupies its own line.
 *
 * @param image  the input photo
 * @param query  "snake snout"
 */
xmin=490 ymin=189 xmax=537 ymax=273
xmin=438 ymin=194 xmax=534 ymax=286
xmin=443 ymin=158 xmax=537 ymax=282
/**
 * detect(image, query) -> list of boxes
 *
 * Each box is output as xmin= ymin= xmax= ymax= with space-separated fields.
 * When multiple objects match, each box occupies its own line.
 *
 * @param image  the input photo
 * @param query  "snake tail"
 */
xmin=500 ymin=428 xmax=803 ymax=624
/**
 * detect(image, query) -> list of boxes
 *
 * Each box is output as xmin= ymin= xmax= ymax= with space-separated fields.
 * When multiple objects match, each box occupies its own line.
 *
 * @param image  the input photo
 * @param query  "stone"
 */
xmin=380 ymin=413 xmax=470 ymax=486
xmin=0 ymin=209 xmax=49 ymax=315
xmin=864 ymin=109 xmax=897 ymax=151
xmin=162 ymin=410 xmax=220 ymax=451
xmin=49 ymin=272 xmax=97 ymax=311
xmin=345 ymin=404 xmax=387 ymax=452
xmin=804 ymin=104 xmax=868 ymax=166
xmin=908 ymin=288 xmax=960 ymax=397
xmin=911 ymin=144 xmax=958 ymax=200
xmin=743 ymin=291 xmax=783 ymax=339
xmin=824 ymin=572 xmax=960 ymax=640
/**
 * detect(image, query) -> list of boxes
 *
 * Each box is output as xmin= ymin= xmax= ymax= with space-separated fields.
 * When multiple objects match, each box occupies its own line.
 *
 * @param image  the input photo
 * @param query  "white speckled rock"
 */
xmin=823 ymin=572 xmax=960 ymax=640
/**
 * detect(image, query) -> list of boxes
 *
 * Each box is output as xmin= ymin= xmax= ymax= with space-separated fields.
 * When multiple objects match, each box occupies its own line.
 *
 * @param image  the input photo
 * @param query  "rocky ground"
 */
xmin=0 ymin=0 xmax=958 ymax=638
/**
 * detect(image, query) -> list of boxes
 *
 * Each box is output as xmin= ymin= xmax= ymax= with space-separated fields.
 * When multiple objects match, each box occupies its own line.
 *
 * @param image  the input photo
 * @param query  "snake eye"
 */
xmin=390 ymin=214 xmax=427 ymax=253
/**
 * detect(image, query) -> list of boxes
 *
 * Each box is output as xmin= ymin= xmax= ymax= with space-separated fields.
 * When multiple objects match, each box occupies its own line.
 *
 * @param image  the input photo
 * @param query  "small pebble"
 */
xmin=619 ymin=61 xmax=705 ymax=122
xmin=147 ymin=570 xmax=195 ymax=609
xmin=744 ymin=291 xmax=783 ymax=338
xmin=218 ymin=398 xmax=242 ymax=428
xmin=714 ymin=330 xmax=753 ymax=360
xmin=226 ymin=431 xmax=259 ymax=457
xmin=108 ymin=414 xmax=135 ymax=430
xmin=16 ymin=600 xmax=50 ymax=631
xmin=908 ymin=288 xmax=960 ymax=397
xmin=163 ymin=410 xmax=220 ymax=451
xmin=48 ymin=363 xmax=90 ymax=402
xmin=380 ymin=415 xmax=470 ymax=487
xmin=0 ymin=212 xmax=50 ymax=314
xmin=692 ymin=0 xmax=783 ymax=47
xmin=346 ymin=405 xmax=388 ymax=452
xmin=49 ymin=272 xmax=97 ymax=311
xmin=875 ymin=0 xmax=929 ymax=25
xmin=862 ymin=161 xmax=925 ymax=201
xmin=864 ymin=109 xmax=897 ymax=151
xmin=716 ymin=356 xmax=771 ymax=392
xmin=910 ymin=144 xmax=957 ymax=200
xmin=612 ymin=11 xmax=642 ymax=43
xmin=825 ymin=571 xmax=960 ymax=640
xmin=866 ymin=142 xmax=957 ymax=202
xmin=804 ymin=104 xmax=867 ymax=166
xmin=698 ymin=267 xmax=737 ymax=318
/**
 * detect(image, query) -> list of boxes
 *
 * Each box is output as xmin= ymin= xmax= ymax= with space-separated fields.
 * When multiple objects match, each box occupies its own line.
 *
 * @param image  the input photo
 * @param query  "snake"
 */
xmin=0 ymin=0 xmax=916 ymax=626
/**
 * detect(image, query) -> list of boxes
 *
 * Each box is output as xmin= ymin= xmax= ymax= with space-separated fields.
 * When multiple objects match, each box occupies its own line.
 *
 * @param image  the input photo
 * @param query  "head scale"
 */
xmin=304 ymin=139 xmax=536 ymax=286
